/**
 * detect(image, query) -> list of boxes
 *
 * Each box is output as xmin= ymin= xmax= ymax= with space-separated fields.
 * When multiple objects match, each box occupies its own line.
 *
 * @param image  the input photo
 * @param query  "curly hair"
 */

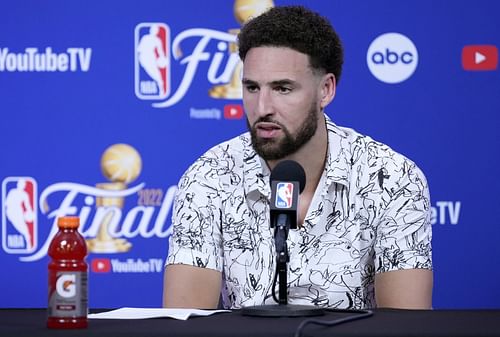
xmin=237 ymin=5 xmax=344 ymax=83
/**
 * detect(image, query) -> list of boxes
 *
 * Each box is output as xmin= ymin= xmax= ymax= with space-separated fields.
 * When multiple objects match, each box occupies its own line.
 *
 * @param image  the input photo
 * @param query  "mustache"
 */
xmin=251 ymin=116 xmax=284 ymax=129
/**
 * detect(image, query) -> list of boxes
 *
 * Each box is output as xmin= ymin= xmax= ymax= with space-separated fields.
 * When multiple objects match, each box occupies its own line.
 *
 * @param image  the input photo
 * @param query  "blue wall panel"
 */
xmin=1 ymin=0 xmax=499 ymax=308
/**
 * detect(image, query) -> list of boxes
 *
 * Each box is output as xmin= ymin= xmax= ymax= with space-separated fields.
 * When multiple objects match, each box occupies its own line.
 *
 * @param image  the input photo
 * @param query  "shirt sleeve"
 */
xmin=374 ymin=158 xmax=433 ymax=273
xmin=166 ymin=154 xmax=225 ymax=272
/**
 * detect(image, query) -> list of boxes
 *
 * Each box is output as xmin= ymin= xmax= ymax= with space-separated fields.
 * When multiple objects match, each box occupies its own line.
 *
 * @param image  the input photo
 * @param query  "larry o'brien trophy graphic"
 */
xmin=86 ymin=144 xmax=142 ymax=253
xmin=209 ymin=0 xmax=274 ymax=99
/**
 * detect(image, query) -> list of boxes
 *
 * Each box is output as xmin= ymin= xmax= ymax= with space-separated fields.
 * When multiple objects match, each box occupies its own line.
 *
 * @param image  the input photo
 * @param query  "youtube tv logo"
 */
xmin=462 ymin=45 xmax=498 ymax=71
xmin=91 ymin=258 xmax=111 ymax=273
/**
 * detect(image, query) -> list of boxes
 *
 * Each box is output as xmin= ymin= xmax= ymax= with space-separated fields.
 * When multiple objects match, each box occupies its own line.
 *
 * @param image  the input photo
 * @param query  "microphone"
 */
xmin=241 ymin=160 xmax=324 ymax=317
xmin=269 ymin=160 xmax=306 ymax=231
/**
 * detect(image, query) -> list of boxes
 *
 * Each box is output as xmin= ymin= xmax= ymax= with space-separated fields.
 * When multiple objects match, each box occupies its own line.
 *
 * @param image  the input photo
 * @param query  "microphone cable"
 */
xmin=271 ymin=259 xmax=280 ymax=303
xmin=293 ymin=308 xmax=374 ymax=337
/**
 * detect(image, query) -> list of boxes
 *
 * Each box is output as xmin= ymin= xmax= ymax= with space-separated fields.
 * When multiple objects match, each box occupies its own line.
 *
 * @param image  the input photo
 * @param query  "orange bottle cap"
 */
xmin=57 ymin=216 xmax=80 ymax=229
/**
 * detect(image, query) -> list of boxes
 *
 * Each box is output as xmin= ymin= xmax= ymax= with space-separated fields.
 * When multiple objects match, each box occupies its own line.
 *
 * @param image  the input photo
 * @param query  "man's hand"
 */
xmin=375 ymin=269 xmax=433 ymax=309
xmin=163 ymin=264 xmax=222 ymax=309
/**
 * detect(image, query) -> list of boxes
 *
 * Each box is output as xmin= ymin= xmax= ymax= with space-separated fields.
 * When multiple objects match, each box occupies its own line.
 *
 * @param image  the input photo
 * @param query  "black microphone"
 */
xmin=241 ymin=160 xmax=323 ymax=317
xmin=269 ymin=160 xmax=306 ymax=230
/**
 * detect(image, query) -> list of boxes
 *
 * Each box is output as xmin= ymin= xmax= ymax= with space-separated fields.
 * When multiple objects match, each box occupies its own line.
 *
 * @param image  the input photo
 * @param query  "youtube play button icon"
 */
xmin=91 ymin=258 xmax=111 ymax=273
xmin=462 ymin=45 xmax=498 ymax=71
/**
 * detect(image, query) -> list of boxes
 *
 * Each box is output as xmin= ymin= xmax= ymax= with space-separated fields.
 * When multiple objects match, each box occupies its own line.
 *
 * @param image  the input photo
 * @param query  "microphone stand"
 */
xmin=275 ymin=214 xmax=289 ymax=305
xmin=241 ymin=213 xmax=324 ymax=317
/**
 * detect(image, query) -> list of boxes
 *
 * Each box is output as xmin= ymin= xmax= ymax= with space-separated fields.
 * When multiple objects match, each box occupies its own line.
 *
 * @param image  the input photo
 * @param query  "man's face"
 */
xmin=242 ymin=47 xmax=323 ymax=161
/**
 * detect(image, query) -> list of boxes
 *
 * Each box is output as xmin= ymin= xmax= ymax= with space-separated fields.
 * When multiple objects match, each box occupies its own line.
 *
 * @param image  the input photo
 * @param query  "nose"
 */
xmin=255 ymin=88 xmax=274 ymax=118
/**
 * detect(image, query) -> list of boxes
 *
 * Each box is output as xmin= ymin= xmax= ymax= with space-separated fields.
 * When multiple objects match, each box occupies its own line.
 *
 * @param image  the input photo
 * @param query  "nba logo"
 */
xmin=275 ymin=182 xmax=293 ymax=209
xmin=135 ymin=22 xmax=170 ymax=100
xmin=1 ymin=177 xmax=37 ymax=254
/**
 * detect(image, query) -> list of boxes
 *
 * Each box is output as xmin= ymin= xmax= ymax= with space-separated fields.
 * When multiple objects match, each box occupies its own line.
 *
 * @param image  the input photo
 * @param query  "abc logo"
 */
xmin=367 ymin=33 xmax=418 ymax=84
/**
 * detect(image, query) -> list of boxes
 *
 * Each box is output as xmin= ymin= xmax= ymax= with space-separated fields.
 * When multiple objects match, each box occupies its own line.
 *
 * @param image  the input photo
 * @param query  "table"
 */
xmin=1 ymin=308 xmax=499 ymax=337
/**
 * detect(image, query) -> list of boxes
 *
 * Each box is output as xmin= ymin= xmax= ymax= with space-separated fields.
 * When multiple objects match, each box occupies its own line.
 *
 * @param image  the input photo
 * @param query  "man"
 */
xmin=163 ymin=5 xmax=432 ymax=310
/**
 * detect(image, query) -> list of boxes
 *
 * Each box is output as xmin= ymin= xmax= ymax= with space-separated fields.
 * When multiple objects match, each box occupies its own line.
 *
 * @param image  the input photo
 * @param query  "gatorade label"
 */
xmin=48 ymin=271 xmax=88 ymax=317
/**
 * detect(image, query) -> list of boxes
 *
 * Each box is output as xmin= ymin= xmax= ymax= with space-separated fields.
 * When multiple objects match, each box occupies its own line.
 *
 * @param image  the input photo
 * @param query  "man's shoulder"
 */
xmin=202 ymin=132 xmax=252 ymax=161
xmin=329 ymin=122 xmax=386 ymax=150
xmin=327 ymin=121 xmax=425 ymax=184
xmin=181 ymin=132 xmax=254 ymax=180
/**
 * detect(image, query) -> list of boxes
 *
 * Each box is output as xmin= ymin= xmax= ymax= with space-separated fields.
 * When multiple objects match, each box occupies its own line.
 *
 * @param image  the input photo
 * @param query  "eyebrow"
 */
xmin=242 ymin=78 xmax=298 ymax=87
xmin=241 ymin=78 xmax=257 ymax=86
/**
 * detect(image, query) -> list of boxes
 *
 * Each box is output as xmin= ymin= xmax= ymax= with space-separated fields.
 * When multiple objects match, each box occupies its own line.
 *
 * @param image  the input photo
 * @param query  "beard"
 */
xmin=248 ymin=102 xmax=319 ymax=161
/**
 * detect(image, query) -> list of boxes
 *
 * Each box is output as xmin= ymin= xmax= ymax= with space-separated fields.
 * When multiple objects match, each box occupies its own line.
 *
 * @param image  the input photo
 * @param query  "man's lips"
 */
xmin=255 ymin=122 xmax=282 ymax=139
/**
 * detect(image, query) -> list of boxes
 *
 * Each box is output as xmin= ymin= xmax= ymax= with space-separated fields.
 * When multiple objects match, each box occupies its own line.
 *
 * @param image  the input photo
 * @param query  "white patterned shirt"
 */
xmin=166 ymin=116 xmax=432 ymax=309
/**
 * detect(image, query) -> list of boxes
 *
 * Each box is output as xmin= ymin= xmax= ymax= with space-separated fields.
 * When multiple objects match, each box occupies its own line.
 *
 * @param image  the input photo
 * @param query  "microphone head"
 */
xmin=270 ymin=160 xmax=306 ymax=193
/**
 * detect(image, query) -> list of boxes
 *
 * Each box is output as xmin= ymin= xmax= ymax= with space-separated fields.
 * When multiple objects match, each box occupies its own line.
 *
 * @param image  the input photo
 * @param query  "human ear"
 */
xmin=320 ymin=74 xmax=336 ymax=108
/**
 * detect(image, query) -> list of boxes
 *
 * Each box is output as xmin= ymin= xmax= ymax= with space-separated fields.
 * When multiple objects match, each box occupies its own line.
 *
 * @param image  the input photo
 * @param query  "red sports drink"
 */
xmin=47 ymin=216 xmax=88 ymax=329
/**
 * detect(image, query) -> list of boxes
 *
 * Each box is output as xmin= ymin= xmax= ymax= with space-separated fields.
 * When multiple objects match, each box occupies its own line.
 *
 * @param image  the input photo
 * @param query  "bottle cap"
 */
xmin=57 ymin=216 xmax=80 ymax=229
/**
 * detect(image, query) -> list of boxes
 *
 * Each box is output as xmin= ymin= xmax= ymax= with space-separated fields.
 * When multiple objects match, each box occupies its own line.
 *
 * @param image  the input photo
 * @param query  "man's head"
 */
xmin=238 ymin=5 xmax=343 ymax=82
xmin=239 ymin=6 xmax=341 ymax=161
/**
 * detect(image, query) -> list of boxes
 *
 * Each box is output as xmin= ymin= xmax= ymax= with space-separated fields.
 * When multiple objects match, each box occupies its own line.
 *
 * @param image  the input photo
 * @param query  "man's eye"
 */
xmin=275 ymin=86 xmax=292 ymax=94
xmin=245 ymin=85 xmax=259 ymax=93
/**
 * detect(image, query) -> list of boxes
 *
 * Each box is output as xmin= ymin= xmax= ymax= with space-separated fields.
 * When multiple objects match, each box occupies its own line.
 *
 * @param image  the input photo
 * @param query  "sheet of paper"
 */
xmin=88 ymin=307 xmax=231 ymax=320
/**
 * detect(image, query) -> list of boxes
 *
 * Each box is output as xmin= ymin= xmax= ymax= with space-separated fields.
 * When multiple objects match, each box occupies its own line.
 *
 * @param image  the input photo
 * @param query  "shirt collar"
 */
xmin=323 ymin=116 xmax=351 ymax=188
xmin=242 ymin=134 xmax=271 ymax=198
xmin=242 ymin=114 xmax=352 ymax=196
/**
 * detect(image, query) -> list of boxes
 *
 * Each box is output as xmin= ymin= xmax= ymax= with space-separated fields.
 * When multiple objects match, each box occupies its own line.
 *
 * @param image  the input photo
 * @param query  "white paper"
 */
xmin=88 ymin=307 xmax=231 ymax=320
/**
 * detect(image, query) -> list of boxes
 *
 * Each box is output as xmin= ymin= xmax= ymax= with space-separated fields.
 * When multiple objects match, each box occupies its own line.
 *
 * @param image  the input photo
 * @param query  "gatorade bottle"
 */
xmin=47 ymin=216 xmax=88 ymax=329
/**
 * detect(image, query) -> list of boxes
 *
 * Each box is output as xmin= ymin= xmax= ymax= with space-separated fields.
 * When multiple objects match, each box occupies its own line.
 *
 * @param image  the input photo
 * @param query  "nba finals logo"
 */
xmin=135 ymin=0 xmax=274 ymax=109
xmin=275 ymin=182 xmax=293 ymax=209
xmin=1 ymin=177 xmax=37 ymax=253
xmin=134 ymin=23 xmax=170 ymax=100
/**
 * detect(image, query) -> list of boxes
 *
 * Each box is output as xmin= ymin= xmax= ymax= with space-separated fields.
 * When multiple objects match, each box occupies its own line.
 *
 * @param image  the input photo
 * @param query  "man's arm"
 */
xmin=375 ymin=269 xmax=433 ymax=309
xmin=163 ymin=264 xmax=222 ymax=309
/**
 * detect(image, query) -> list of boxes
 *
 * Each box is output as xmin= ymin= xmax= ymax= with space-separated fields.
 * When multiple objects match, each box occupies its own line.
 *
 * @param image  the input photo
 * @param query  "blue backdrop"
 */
xmin=1 ymin=0 xmax=499 ymax=309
